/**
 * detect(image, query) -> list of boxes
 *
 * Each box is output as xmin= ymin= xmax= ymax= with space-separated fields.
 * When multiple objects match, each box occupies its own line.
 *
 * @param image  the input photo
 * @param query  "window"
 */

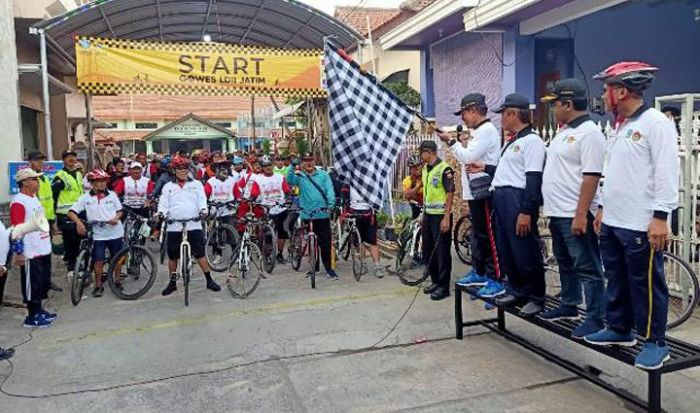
xmin=216 ymin=122 xmax=232 ymax=128
xmin=108 ymin=123 xmax=118 ymax=129
xmin=135 ymin=122 xmax=158 ymax=129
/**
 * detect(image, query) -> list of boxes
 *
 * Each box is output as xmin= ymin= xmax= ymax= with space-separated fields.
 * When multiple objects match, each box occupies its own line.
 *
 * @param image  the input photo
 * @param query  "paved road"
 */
xmin=0 ymin=249 xmax=699 ymax=412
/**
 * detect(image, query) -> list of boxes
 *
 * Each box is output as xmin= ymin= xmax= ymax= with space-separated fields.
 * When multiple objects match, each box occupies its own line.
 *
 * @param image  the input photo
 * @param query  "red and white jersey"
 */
xmin=236 ymin=172 xmax=258 ymax=200
xmin=205 ymin=176 xmax=237 ymax=216
xmin=10 ymin=193 xmax=51 ymax=259
xmin=247 ymin=173 xmax=290 ymax=214
xmin=116 ymin=176 xmax=153 ymax=208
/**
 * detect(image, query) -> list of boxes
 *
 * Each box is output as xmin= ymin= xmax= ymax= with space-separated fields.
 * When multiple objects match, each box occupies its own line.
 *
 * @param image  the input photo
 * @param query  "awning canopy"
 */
xmin=33 ymin=0 xmax=363 ymax=65
xmin=271 ymin=100 xmax=306 ymax=120
xmin=18 ymin=64 xmax=75 ymax=96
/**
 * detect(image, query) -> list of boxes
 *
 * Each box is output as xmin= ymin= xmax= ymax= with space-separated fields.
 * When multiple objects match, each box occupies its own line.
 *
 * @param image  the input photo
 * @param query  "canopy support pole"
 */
xmin=85 ymin=93 xmax=95 ymax=169
xmin=39 ymin=29 xmax=54 ymax=160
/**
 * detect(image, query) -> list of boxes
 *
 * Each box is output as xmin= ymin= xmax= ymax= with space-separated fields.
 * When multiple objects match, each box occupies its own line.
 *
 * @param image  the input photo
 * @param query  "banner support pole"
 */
xmin=39 ymin=29 xmax=54 ymax=160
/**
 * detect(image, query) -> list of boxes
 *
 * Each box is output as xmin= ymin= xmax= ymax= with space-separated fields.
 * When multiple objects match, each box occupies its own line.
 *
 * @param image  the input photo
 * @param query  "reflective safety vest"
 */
xmin=37 ymin=175 xmax=55 ymax=220
xmin=422 ymin=160 xmax=449 ymax=215
xmin=54 ymin=169 xmax=83 ymax=215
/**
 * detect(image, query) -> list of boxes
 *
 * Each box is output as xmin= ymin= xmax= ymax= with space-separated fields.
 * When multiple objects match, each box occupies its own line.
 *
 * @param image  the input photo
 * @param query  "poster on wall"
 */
xmin=75 ymin=37 xmax=325 ymax=98
xmin=8 ymin=161 xmax=63 ymax=195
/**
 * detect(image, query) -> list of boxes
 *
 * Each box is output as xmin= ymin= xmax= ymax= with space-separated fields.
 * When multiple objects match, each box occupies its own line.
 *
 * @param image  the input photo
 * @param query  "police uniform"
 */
xmin=491 ymin=95 xmax=546 ymax=307
xmin=51 ymin=151 xmax=84 ymax=272
xmin=421 ymin=148 xmax=455 ymax=297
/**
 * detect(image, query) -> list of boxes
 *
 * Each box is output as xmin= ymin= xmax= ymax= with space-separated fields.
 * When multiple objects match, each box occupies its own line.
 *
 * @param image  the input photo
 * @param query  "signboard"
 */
xmin=8 ymin=161 xmax=63 ymax=195
xmin=172 ymin=120 xmax=211 ymax=137
xmin=270 ymin=131 xmax=280 ymax=139
xmin=76 ymin=37 xmax=325 ymax=98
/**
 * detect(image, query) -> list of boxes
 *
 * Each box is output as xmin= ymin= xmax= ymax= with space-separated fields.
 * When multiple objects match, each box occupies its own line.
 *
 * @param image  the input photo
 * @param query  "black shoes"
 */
xmin=423 ymin=284 xmax=438 ymax=295
xmin=430 ymin=288 xmax=450 ymax=301
xmin=162 ymin=280 xmax=177 ymax=296
xmin=206 ymin=279 xmax=221 ymax=292
xmin=519 ymin=301 xmax=543 ymax=317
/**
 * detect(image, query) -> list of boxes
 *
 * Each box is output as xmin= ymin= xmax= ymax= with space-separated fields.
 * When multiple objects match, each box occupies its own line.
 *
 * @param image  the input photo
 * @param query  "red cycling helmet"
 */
xmin=593 ymin=61 xmax=658 ymax=91
xmin=170 ymin=156 xmax=191 ymax=169
xmin=86 ymin=169 xmax=110 ymax=181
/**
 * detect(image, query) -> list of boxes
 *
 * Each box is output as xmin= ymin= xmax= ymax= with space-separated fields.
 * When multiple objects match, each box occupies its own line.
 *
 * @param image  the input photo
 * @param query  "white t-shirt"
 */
xmin=158 ymin=180 xmax=207 ymax=232
xmin=543 ymin=117 xmax=605 ymax=218
xmin=492 ymin=129 xmax=546 ymax=189
xmin=11 ymin=193 xmax=52 ymax=259
xmin=349 ymin=187 xmax=371 ymax=210
xmin=449 ymin=120 xmax=501 ymax=201
xmin=602 ymin=106 xmax=679 ymax=232
xmin=70 ymin=191 xmax=125 ymax=241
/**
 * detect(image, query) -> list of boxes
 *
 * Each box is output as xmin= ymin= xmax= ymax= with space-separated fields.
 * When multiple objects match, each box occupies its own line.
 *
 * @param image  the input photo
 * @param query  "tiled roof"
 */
xmin=92 ymin=94 xmax=273 ymax=121
xmin=94 ymin=129 xmax=149 ymax=143
xmin=334 ymin=7 xmax=403 ymax=38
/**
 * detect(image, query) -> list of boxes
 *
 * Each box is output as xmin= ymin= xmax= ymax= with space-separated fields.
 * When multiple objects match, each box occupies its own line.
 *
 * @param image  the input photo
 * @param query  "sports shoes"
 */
xmin=519 ymin=301 xmax=542 ymax=317
xmin=374 ymin=265 xmax=386 ymax=279
xmin=539 ymin=306 xmax=580 ymax=321
xmin=0 ymin=347 xmax=14 ymax=361
xmin=211 ymin=255 xmax=223 ymax=266
xmin=477 ymin=279 xmax=506 ymax=298
xmin=584 ymin=328 xmax=637 ymax=347
xmin=162 ymin=278 xmax=178 ymax=296
xmin=38 ymin=309 xmax=58 ymax=321
xmin=571 ymin=319 xmax=605 ymax=339
xmin=456 ymin=269 xmax=488 ymax=287
xmin=92 ymin=286 xmax=104 ymax=297
xmin=326 ymin=270 xmax=339 ymax=281
xmin=23 ymin=314 xmax=53 ymax=328
xmin=206 ymin=279 xmax=221 ymax=292
xmin=635 ymin=341 xmax=670 ymax=370
xmin=276 ymin=254 xmax=287 ymax=265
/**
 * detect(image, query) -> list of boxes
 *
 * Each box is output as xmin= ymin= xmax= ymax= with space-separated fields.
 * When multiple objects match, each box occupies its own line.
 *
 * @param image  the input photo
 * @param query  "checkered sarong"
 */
xmin=324 ymin=42 xmax=414 ymax=209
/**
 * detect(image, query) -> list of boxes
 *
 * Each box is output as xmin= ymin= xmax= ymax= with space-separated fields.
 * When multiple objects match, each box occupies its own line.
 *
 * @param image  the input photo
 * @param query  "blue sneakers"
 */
xmin=326 ymin=270 xmax=339 ymax=281
xmin=23 ymin=314 xmax=53 ymax=328
xmin=635 ymin=341 xmax=671 ymax=370
xmin=456 ymin=269 xmax=488 ymax=287
xmin=539 ymin=306 xmax=580 ymax=321
xmin=571 ymin=319 xmax=605 ymax=339
xmin=477 ymin=279 xmax=506 ymax=298
xmin=584 ymin=328 xmax=637 ymax=347
xmin=39 ymin=309 xmax=58 ymax=321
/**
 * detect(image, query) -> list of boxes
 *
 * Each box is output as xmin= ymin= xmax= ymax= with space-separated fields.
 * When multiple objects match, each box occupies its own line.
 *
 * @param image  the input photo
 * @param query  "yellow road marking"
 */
xmin=44 ymin=287 xmax=418 ymax=347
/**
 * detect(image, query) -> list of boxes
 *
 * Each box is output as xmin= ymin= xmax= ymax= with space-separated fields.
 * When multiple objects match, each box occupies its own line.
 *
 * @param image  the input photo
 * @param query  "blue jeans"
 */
xmin=549 ymin=216 xmax=605 ymax=322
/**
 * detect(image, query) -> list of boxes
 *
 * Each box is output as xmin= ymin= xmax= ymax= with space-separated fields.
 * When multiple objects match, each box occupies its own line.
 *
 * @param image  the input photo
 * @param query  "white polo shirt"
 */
xmin=158 ymin=179 xmax=207 ymax=232
xmin=602 ymin=105 xmax=679 ymax=232
xmin=492 ymin=128 xmax=546 ymax=189
xmin=449 ymin=120 xmax=501 ymax=201
xmin=543 ymin=116 xmax=605 ymax=218
xmin=70 ymin=191 xmax=124 ymax=241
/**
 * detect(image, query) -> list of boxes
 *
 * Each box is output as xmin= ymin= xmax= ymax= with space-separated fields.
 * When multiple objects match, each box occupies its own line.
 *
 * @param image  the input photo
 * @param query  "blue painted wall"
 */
xmin=535 ymin=0 xmax=700 ymax=101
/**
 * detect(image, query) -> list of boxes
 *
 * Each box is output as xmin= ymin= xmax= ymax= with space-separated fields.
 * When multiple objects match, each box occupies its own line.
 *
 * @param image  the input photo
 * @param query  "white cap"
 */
xmin=15 ymin=168 xmax=43 ymax=182
xmin=129 ymin=162 xmax=143 ymax=169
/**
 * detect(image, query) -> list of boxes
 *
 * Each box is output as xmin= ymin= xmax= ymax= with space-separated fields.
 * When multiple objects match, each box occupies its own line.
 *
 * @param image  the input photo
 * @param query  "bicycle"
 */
xmin=71 ymin=221 xmax=109 ymax=306
xmin=661 ymin=251 xmax=699 ymax=329
xmin=225 ymin=206 xmax=265 ymax=298
xmin=107 ymin=210 xmax=158 ymax=300
xmin=204 ymin=200 xmax=241 ymax=272
xmin=453 ymin=212 xmax=473 ymax=265
xmin=336 ymin=208 xmax=373 ymax=281
xmin=395 ymin=204 xmax=425 ymax=286
xmin=164 ymin=216 xmax=202 ymax=307
xmin=289 ymin=208 xmax=330 ymax=289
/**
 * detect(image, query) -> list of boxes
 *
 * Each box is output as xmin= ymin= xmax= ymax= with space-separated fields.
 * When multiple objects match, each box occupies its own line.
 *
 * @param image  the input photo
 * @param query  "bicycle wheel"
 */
xmin=71 ymin=249 xmax=90 ymax=306
xmin=453 ymin=215 xmax=473 ymax=265
xmin=664 ymin=251 xmax=700 ymax=329
xmin=182 ymin=246 xmax=191 ymax=307
xmin=289 ymin=228 xmax=303 ymax=271
xmin=308 ymin=234 xmax=318 ymax=289
xmin=338 ymin=222 xmax=351 ymax=261
xmin=396 ymin=232 xmax=429 ymax=286
xmin=350 ymin=228 xmax=364 ymax=281
xmin=226 ymin=241 xmax=263 ymax=298
xmin=262 ymin=224 xmax=277 ymax=274
xmin=107 ymin=245 xmax=157 ymax=300
xmin=205 ymin=223 xmax=240 ymax=272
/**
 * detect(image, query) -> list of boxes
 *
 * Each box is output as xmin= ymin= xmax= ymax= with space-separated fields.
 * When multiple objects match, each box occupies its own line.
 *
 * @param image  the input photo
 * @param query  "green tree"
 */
xmin=295 ymin=136 xmax=308 ymax=155
xmin=262 ymin=139 xmax=271 ymax=155
xmin=383 ymin=81 xmax=421 ymax=109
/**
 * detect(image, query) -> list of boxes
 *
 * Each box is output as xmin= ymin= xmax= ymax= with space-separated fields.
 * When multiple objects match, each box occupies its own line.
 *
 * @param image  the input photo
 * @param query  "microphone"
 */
xmin=456 ymin=125 xmax=463 ymax=141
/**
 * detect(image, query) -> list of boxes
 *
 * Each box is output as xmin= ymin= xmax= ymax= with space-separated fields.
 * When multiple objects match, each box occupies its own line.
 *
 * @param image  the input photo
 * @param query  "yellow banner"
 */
xmin=75 ymin=37 xmax=325 ymax=98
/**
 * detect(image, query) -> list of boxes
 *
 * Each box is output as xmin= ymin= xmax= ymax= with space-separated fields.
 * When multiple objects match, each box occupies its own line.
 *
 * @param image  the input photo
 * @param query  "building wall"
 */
xmin=356 ymin=43 xmax=422 ymax=93
xmin=430 ymin=32 xmax=504 ymax=127
xmin=534 ymin=1 xmax=700 ymax=101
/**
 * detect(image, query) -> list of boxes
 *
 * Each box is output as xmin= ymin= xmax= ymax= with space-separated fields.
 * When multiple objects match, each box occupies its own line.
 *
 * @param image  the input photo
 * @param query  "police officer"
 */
xmin=484 ymin=94 xmax=547 ymax=316
xmin=419 ymin=140 xmax=455 ymax=301
xmin=27 ymin=151 xmax=62 ymax=292
xmin=585 ymin=62 xmax=679 ymax=371
xmin=51 ymin=149 xmax=84 ymax=276
xmin=539 ymin=79 xmax=606 ymax=338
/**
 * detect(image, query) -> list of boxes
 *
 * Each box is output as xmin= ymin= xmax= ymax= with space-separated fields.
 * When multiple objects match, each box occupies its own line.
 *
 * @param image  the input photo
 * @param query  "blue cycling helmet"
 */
xmin=232 ymin=156 xmax=244 ymax=165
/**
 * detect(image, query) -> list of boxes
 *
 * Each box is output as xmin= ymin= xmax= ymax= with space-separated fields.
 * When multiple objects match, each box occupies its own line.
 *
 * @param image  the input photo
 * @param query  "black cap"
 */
xmin=419 ymin=140 xmax=437 ymax=152
xmin=540 ymin=78 xmax=588 ymax=103
xmin=493 ymin=93 xmax=530 ymax=114
xmin=453 ymin=93 xmax=486 ymax=115
xmin=26 ymin=151 xmax=46 ymax=161
xmin=61 ymin=149 xmax=78 ymax=159
xmin=301 ymin=152 xmax=315 ymax=161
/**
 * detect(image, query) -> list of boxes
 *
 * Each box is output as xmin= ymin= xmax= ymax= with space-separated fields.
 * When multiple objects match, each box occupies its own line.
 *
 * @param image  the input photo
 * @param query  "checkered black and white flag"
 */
xmin=324 ymin=42 xmax=414 ymax=209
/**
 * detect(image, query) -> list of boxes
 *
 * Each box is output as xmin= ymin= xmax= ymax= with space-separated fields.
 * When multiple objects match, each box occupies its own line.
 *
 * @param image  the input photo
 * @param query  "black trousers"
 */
xmin=304 ymin=218 xmax=333 ymax=272
xmin=422 ymin=214 xmax=452 ymax=291
xmin=468 ymin=199 xmax=497 ymax=279
xmin=57 ymin=214 xmax=83 ymax=271
xmin=20 ymin=255 xmax=51 ymax=315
